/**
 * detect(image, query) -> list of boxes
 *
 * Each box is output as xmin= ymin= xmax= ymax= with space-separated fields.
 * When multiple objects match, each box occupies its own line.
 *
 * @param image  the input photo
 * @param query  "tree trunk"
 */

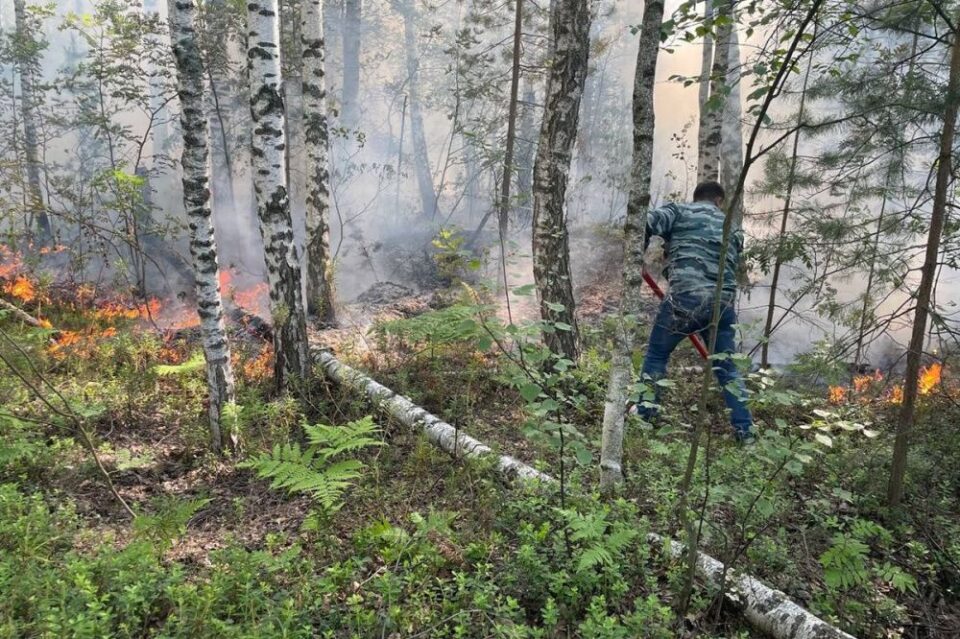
xmin=598 ymin=0 xmax=664 ymax=491
xmin=301 ymin=0 xmax=337 ymax=325
xmin=314 ymin=348 xmax=550 ymax=480
xmin=312 ymin=345 xmax=855 ymax=639
xmin=497 ymin=0 xmax=524 ymax=246
xmin=719 ymin=24 xmax=743 ymax=222
xmin=695 ymin=0 xmax=714 ymax=184
xmin=168 ymin=0 xmax=237 ymax=453
xmin=887 ymin=14 xmax=960 ymax=508
xmin=246 ymin=0 xmax=311 ymax=388
xmin=760 ymin=28 xmax=815 ymax=368
xmin=341 ymin=0 xmax=360 ymax=128
xmin=853 ymin=192 xmax=889 ymax=368
xmin=531 ymin=0 xmax=590 ymax=361
xmin=398 ymin=0 xmax=437 ymax=219
xmin=281 ymin=0 xmax=304 ymax=202
xmin=697 ymin=0 xmax=731 ymax=183
xmin=516 ymin=86 xmax=535 ymax=226
xmin=201 ymin=0 xmax=238 ymax=216
xmin=13 ymin=0 xmax=51 ymax=244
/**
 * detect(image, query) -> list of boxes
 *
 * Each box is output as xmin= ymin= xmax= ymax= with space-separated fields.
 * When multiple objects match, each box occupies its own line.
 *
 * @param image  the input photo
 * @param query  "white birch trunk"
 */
xmin=301 ymin=0 xmax=337 ymax=325
xmin=695 ymin=0 xmax=714 ymax=184
xmin=719 ymin=25 xmax=744 ymax=222
xmin=399 ymin=0 xmax=437 ymax=218
xmin=531 ymin=0 xmax=591 ymax=361
xmin=247 ymin=0 xmax=311 ymax=387
xmin=311 ymin=347 xmax=855 ymax=639
xmin=698 ymin=0 xmax=732 ymax=183
xmin=168 ymin=0 xmax=236 ymax=453
xmin=651 ymin=534 xmax=856 ymax=639
xmin=341 ymin=0 xmax=361 ymax=128
xmin=13 ymin=0 xmax=51 ymax=243
xmin=313 ymin=349 xmax=549 ymax=481
xmin=599 ymin=0 xmax=664 ymax=491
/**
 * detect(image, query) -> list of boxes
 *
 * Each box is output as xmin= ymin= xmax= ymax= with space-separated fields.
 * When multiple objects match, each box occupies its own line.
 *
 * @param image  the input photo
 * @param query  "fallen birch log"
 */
xmin=312 ymin=347 xmax=855 ymax=639
xmin=0 ymin=297 xmax=55 ymax=333
xmin=311 ymin=348 xmax=550 ymax=482
xmin=650 ymin=533 xmax=855 ymax=639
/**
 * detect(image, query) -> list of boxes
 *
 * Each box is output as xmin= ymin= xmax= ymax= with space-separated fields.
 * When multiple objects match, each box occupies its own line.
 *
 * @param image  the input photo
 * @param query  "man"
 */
xmin=633 ymin=181 xmax=754 ymax=441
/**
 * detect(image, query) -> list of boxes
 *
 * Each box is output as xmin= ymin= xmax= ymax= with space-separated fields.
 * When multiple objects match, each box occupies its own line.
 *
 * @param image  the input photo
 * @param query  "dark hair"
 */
xmin=693 ymin=181 xmax=725 ymax=203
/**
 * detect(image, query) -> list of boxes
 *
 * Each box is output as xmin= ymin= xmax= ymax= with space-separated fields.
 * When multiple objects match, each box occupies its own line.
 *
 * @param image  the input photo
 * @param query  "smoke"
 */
xmin=4 ymin=0 xmax=955 ymax=368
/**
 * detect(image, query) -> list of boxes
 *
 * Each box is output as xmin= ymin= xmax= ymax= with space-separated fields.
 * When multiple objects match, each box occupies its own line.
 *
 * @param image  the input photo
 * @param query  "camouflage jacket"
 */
xmin=644 ymin=201 xmax=743 ymax=301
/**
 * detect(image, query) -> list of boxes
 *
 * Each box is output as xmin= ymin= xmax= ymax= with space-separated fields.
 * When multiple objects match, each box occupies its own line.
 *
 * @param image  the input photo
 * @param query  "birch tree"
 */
xmin=168 ymin=0 xmax=236 ymax=453
xmin=695 ymin=0 xmax=714 ymax=183
xmin=598 ymin=0 xmax=665 ymax=491
xmin=887 ymin=11 xmax=960 ymax=508
xmin=247 ymin=0 xmax=311 ymax=387
xmin=13 ymin=0 xmax=51 ymax=243
xmin=531 ymin=0 xmax=590 ymax=361
xmin=397 ymin=0 xmax=437 ymax=219
xmin=719 ymin=24 xmax=743 ymax=222
xmin=301 ymin=0 xmax=336 ymax=324
xmin=697 ymin=0 xmax=732 ymax=183
xmin=341 ymin=0 xmax=361 ymax=128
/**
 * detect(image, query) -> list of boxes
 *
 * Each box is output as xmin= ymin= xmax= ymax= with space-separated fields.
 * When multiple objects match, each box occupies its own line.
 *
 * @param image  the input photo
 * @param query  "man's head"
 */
xmin=693 ymin=181 xmax=725 ymax=208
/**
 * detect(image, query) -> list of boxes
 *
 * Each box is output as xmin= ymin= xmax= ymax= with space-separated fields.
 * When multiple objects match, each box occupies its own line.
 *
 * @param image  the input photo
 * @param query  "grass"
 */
xmin=1 ymin=287 xmax=959 ymax=637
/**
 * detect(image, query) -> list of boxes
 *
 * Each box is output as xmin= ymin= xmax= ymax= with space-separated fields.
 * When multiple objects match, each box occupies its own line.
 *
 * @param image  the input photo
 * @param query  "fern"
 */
xmin=820 ymin=533 xmax=871 ymax=590
xmin=133 ymin=496 xmax=210 ymax=553
xmin=560 ymin=508 xmax=639 ymax=572
xmin=240 ymin=417 xmax=382 ymax=512
xmin=154 ymin=352 xmax=205 ymax=376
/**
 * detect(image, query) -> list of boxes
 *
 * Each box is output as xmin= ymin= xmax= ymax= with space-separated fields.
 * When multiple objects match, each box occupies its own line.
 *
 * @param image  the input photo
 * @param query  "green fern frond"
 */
xmin=154 ymin=352 xmax=206 ymax=376
xmin=240 ymin=417 xmax=382 ymax=513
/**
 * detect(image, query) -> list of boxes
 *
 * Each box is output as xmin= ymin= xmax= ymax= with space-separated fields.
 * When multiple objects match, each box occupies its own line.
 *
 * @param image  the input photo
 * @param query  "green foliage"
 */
xmin=154 ymin=352 xmax=205 ymax=376
xmin=133 ymin=495 xmax=210 ymax=555
xmin=240 ymin=417 xmax=382 ymax=512
xmin=431 ymin=227 xmax=481 ymax=282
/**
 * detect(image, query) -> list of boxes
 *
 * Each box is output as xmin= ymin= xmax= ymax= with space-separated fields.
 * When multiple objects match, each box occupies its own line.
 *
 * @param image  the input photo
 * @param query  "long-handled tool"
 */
xmin=641 ymin=270 xmax=710 ymax=360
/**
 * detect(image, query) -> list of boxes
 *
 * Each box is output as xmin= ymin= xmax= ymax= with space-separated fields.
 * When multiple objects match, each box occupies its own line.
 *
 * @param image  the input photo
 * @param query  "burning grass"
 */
xmin=828 ymin=363 xmax=944 ymax=406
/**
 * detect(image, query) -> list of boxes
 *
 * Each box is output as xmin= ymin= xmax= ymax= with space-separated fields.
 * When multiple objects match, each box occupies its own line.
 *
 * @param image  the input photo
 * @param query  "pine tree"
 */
xmin=887 ymin=10 xmax=960 ymax=508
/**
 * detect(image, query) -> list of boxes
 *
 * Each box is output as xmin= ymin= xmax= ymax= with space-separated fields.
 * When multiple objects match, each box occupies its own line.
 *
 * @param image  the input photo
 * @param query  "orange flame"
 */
xmin=853 ymin=369 xmax=883 ymax=393
xmin=3 ymin=275 xmax=36 ymax=302
xmin=0 ymin=246 xmax=22 ymax=279
xmin=828 ymin=385 xmax=847 ymax=404
xmin=240 ymin=345 xmax=273 ymax=382
xmin=918 ymin=363 xmax=942 ymax=395
xmin=93 ymin=299 xmax=162 ymax=321
xmin=889 ymin=386 xmax=904 ymax=404
xmin=232 ymin=282 xmax=270 ymax=316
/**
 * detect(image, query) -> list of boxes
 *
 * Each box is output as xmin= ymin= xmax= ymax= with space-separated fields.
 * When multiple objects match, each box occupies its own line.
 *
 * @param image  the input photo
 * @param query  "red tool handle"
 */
xmin=641 ymin=271 xmax=710 ymax=360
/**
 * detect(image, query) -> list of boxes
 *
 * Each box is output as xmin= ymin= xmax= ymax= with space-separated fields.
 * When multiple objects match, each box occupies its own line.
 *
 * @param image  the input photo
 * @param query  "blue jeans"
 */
xmin=638 ymin=292 xmax=753 ymax=438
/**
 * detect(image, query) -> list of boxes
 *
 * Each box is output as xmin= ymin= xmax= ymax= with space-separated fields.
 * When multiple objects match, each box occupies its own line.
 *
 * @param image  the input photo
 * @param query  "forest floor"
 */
xmin=1 ymin=264 xmax=959 ymax=638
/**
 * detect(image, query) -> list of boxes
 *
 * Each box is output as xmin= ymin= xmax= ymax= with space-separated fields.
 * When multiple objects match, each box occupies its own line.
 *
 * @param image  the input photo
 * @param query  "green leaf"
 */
xmin=154 ymin=352 xmax=205 ymax=376
xmin=520 ymin=383 xmax=542 ymax=402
